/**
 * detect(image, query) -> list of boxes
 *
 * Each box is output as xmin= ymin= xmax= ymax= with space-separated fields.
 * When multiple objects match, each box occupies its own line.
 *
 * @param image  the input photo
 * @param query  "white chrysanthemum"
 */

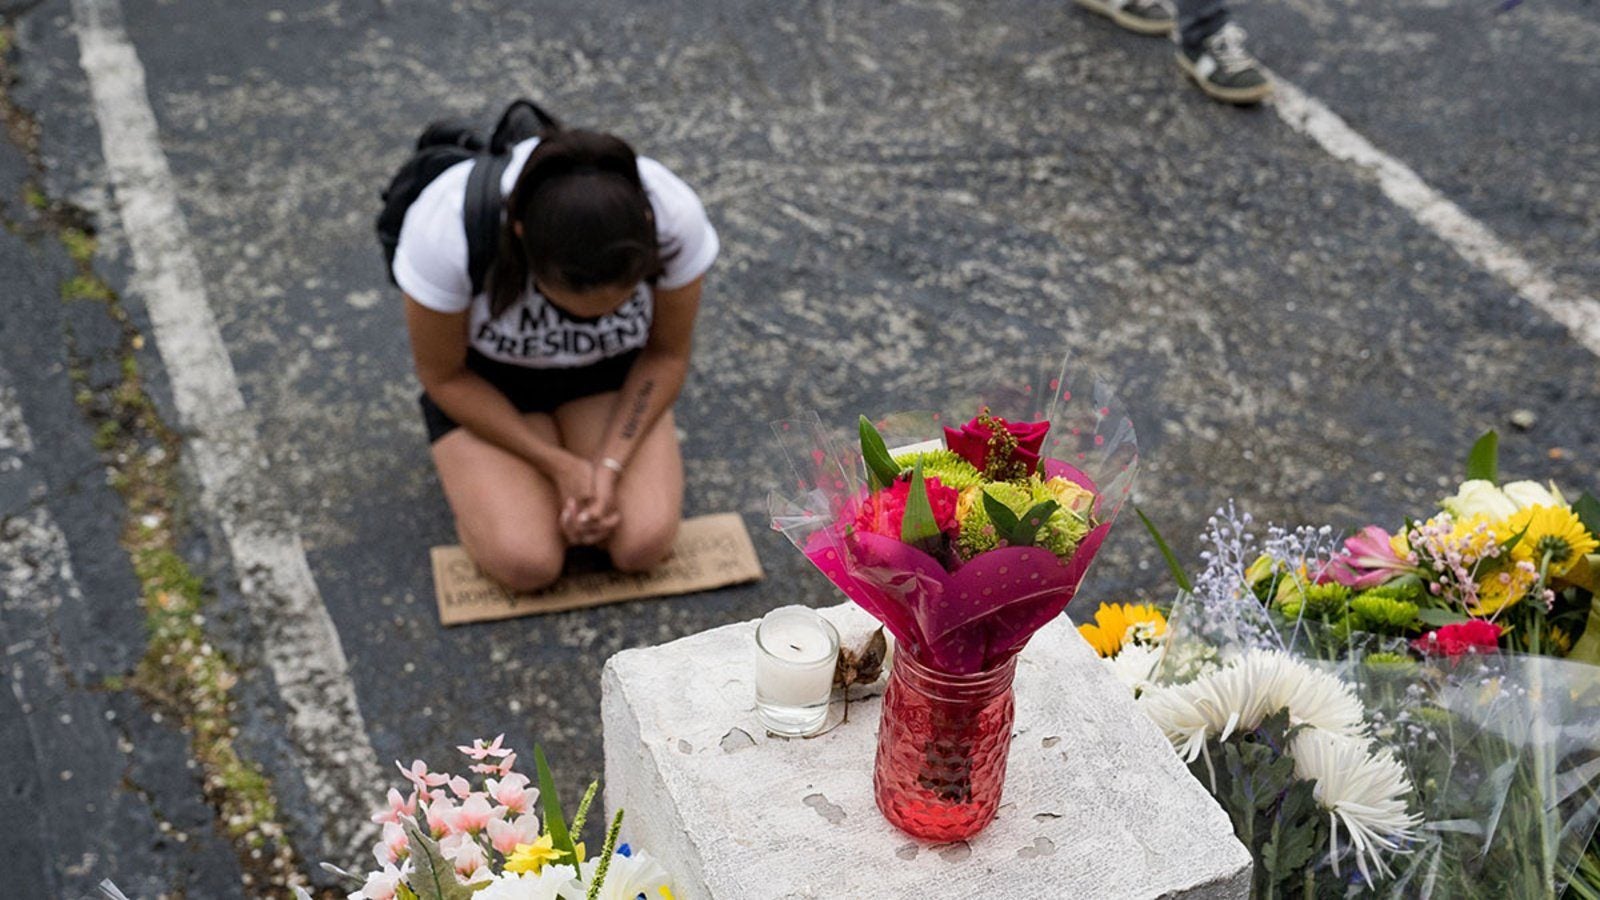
xmin=1291 ymin=729 xmax=1421 ymax=883
xmin=1138 ymin=650 xmax=1364 ymax=762
xmin=474 ymin=865 xmax=578 ymax=900
xmin=1104 ymin=643 xmax=1162 ymax=694
xmin=566 ymin=851 xmax=672 ymax=900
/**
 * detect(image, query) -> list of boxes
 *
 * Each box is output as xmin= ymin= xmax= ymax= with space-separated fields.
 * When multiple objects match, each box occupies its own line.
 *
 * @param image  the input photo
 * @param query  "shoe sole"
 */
xmin=1175 ymin=52 xmax=1273 ymax=104
xmin=1074 ymin=0 xmax=1174 ymax=35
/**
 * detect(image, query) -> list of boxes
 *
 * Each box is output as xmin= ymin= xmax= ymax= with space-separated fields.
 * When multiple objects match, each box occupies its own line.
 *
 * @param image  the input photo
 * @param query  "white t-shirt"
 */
xmin=393 ymin=138 xmax=719 ymax=368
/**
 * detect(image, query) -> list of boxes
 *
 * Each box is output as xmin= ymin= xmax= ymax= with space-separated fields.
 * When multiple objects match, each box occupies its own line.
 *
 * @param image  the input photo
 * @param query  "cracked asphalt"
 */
xmin=3 ymin=0 xmax=1597 ymax=892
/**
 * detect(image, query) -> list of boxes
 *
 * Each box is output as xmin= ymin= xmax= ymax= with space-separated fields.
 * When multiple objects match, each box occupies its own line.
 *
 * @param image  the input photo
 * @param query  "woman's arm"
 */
xmin=586 ymin=276 xmax=703 ymax=512
xmin=404 ymin=296 xmax=592 ymax=502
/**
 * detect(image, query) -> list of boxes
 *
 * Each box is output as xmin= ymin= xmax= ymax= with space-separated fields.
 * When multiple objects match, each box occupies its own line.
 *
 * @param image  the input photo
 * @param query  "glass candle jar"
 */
xmin=754 ymin=606 xmax=840 ymax=736
xmin=872 ymin=651 xmax=1018 ymax=841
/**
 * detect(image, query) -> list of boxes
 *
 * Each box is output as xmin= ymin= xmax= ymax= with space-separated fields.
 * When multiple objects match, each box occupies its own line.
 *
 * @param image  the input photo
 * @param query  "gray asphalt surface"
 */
xmin=6 ymin=0 xmax=1599 ymax=891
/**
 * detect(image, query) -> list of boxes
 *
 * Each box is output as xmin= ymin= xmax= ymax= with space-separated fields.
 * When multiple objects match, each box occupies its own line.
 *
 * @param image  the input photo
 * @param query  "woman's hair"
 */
xmin=488 ymin=129 xmax=666 ymax=317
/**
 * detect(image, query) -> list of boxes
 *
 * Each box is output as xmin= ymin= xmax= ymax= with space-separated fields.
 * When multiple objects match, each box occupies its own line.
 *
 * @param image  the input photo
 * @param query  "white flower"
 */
xmin=1441 ymin=480 xmax=1518 ymax=520
xmin=1291 ymin=729 xmax=1421 ymax=884
xmin=349 ymin=863 xmax=406 ymax=900
xmin=1103 ymin=643 xmax=1162 ymax=694
xmin=566 ymin=850 xmax=673 ymax=900
xmin=1138 ymin=650 xmax=1364 ymax=762
xmin=1502 ymin=479 xmax=1566 ymax=510
xmin=475 ymin=865 xmax=578 ymax=900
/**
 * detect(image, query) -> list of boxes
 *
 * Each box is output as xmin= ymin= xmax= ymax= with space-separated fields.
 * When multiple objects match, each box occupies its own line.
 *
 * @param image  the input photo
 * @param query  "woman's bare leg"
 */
xmin=430 ymin=413 xmax=566 ymax=592
xmin=553 ymin=392 xmax=684 ymax=573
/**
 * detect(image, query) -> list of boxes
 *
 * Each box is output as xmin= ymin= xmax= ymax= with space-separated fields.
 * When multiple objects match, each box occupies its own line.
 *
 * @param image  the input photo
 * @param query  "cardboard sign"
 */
xmin=432 ymin=513 xmax=765 ymax=626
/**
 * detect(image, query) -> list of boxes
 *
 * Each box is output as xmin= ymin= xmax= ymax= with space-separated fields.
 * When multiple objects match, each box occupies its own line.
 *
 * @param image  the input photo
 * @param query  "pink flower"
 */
xmin=1413 ymin=620 xmax=1502 ymax=657
xmin=397 ymin=760 xmax=449 ymax=793
xmin=1324 ymin=526 xmax=1416 ymax=589
xmin=450 ymin=792 xmax=504 ymax=833
xmin=487 ymin=812 xmax=541 ymax=855
xmin=424 ymin=795 xmax=459 ymax=837
xmin=354 ymin=864 xmax=405 ymax=900
xmin=471 ymin=751 xmax=517 ymax=777
xmin=440 ymin=833 xmax=489 ymax=881
xmin=457 ymin=734 xmax=513 ymax=760
xmin=369 ymin=787 xmax=418 ymax=825
xmin=446 ymin=775 xmax=473 ymax=800
xmin=372 ymin=821 xmax=408 ymax=866
xmin=854 ymin=476 xmax=960 ymax=541
xmin=944 ymin=411 xmax=1050 ymax=478
xmin=486 ymin=772 xmax=537 ymax=814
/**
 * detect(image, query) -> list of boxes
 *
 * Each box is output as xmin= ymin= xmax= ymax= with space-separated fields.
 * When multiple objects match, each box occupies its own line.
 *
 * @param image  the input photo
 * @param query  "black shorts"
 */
xmin=419 ymin=350 xmax=640 ymax=443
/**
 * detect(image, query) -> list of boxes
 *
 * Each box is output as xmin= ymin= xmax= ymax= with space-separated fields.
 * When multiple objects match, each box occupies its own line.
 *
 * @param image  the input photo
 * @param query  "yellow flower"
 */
xmin=506 ymin=834 xmax=561 ymax=874
xmin=1078 ymin=603 xmax=1166 ymax=657
xmin=660 ymin=889 xmax=676 ymax=900
xmin=1039 ymin=477 xmax=1095 ymax=517
xmin=1445 ymin=514 xmax=1501 ymax=563
xmin=1470 ymin=564 xmax=1539 ymax=617
xmin=956 ymin=485 xmax=983 ymax=522
xmin=1548 ymin=626 xmax=1574 ymax=656
xmin=1501 ymin=505 xmax=1599 ymax=577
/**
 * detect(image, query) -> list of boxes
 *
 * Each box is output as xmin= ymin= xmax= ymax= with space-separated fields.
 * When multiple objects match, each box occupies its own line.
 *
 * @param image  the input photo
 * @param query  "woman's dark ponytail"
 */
xmin=486 ymin=129 xmax=666 ymax=318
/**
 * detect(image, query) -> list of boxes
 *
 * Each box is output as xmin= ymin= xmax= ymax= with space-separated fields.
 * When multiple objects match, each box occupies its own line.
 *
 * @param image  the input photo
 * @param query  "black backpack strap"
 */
xmin=463 ymin=152 xmax=511 ymax=297
xmin=489 ymin=98 xmax=561 ymax=154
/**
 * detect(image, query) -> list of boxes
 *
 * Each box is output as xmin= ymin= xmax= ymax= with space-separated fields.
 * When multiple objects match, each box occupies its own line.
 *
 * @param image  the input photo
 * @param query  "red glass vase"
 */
xmin=872 ymin=651 xmax=1017 ymax=841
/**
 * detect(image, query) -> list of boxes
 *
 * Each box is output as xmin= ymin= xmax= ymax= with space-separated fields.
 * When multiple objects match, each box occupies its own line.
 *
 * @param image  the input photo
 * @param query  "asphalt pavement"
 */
xmin=4 ymin=0 xmax=1598 ymax=892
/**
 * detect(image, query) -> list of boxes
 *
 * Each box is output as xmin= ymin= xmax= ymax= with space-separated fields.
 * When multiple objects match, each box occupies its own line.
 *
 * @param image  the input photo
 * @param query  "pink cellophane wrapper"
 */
xmin=770 ymin=360 xmax=1139 ymax=674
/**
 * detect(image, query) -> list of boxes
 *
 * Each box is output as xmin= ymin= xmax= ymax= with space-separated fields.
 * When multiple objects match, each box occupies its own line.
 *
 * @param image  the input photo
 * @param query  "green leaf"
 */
xmin=982 ymin=490 xmax=1021 ymax=536
xmin=859 ymin=416 xmax=902 ymax=491
xmin=1565 ymin=593 xmax=1600 ymax=665
xmin=535 ymin=745 xmax=578 ymax=867
xmin=1467 ymin=430 xmax=1499 ymax=483
xmin=1008 ymin=500 xmax=1060 ymax=546
xmin=1499 ymin=521 xmax=1531 ymax=555
xmin=1575 ymin=492 xmax=1600 ymax=540
xmin=400 ymin=820 xmax=478 ymax=900
xmin=397 ymin=887 xmax=420 ymax=900
xmin=1137 ymin=507 xmax=1193 ymax=593
xmin=1416 ymin=607 xmax=1472 ymax=627
xmin=900 ymin=461 xmax=942 ymax=547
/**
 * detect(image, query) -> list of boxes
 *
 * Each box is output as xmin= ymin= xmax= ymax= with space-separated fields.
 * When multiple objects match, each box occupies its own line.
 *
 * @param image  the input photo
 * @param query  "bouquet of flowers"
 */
xmin=305 ymin=737 xmax=672 ymax=900
xmin=1097 ymin=478 xmax=1600 ymax=898
xmin=771 ymin=360 xmax=1138 ymax=839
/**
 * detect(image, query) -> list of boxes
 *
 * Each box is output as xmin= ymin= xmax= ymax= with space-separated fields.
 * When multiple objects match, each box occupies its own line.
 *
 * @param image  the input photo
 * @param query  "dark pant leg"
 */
xmin=1175 ymin=0 xmax=1229 ymax=51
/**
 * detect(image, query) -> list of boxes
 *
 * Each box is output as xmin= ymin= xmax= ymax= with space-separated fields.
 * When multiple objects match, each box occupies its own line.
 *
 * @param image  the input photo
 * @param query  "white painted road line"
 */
xmin=1269 ymin=73 xmax=1600 ymax=360
xmin=70 ymin=0 xmax=382 ymax=865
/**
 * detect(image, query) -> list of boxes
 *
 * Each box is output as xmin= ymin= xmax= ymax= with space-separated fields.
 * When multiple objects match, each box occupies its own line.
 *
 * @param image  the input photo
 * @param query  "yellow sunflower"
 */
xmin=1500 ymin=505 xmax=1599 ymax=577
xmin=1078 ymin=603 xmax=1166 ymax=658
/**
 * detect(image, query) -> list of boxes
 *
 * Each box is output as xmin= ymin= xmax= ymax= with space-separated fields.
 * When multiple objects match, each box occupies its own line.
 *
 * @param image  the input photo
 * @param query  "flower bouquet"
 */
xmin=303 ymin=737 xmax=672 ymax=900
xmin=1103 ymin=482 xmax=1600 ymax=898
xmin=771 ymin=360 xmax=1138 ymax=839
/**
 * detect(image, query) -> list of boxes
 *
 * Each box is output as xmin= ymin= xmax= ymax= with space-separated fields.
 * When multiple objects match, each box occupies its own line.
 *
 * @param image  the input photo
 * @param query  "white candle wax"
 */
xmin=887 ymin=437 xmax=945 ymax=457
xmin=755 ymin=607 xmax=839 ymax=711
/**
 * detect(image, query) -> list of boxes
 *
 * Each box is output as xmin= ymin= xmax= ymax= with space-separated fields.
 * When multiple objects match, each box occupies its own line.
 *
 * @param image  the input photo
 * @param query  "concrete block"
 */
xmin=602 ymin=604 xmax=1251 ymax=899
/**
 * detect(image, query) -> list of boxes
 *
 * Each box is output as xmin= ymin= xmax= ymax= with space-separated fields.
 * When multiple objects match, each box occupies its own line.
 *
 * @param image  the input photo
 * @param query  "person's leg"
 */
xmin=431 ymin=413 xmax=567 ymax=592
xmin=553 ymin=392 xmax=684 ymax=573
xmin=1173 ymin=0 xmax=1228 ymax=52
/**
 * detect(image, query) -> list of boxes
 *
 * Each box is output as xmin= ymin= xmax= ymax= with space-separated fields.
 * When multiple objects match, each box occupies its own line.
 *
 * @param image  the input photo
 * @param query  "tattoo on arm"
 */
xmin=619 ymin=379 xmax=657 ymax=440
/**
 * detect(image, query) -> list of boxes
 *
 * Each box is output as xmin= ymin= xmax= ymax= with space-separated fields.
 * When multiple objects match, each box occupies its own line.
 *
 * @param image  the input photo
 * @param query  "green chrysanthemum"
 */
xmin=891 ymin=450 xmax=984 ymax=491
xmin=1358 ymin=579 xmax=1427 ymax=607
xmin=954 ymin=478 xmax=1089 ymax=561
xmin=1349 ymin=592 xmax=1421 ymax=634
xmin=1276 ymin=581 xmax=1351 ymax=622
xmin=1362 ymin=651 xmax=1418 ymax=681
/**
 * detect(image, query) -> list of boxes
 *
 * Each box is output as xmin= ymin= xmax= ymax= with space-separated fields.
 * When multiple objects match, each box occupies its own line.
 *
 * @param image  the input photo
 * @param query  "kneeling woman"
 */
xmin=394 ymin=127 xmax=718 ymax=591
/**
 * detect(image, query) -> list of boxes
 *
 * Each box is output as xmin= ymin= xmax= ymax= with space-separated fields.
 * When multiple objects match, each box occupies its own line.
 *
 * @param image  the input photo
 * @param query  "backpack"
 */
xmin=375 ymin=98 xmax=561 ymax=296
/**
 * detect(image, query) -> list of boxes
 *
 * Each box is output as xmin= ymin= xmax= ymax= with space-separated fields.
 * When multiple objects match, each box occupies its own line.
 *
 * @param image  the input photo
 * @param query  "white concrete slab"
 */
xmin=602 ymin=604 xmax=1251 ymax=899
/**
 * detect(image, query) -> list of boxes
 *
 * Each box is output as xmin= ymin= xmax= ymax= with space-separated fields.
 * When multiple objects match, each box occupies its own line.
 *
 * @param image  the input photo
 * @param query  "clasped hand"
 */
xmin=554 ymin=454 xmax=620 ymax=546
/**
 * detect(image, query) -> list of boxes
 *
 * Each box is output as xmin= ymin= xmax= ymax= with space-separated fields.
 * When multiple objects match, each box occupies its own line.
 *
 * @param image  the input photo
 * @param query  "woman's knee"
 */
xmin=609 ymin=517 xmax=680 ymax=574
xmin=474 ymin=539 xmax=564 ymax=592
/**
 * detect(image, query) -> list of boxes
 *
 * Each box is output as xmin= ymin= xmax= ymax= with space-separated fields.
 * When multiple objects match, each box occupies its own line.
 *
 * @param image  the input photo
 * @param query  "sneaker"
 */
xmin=1176 ymin=23 xmax=1273 ymax=104
xmin=1075 ymin=0 xmax=1174 ymax=36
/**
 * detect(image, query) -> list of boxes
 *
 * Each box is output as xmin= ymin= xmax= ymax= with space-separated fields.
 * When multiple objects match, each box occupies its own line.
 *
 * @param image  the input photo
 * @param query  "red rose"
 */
xmin=855 ymin=476 xmax=961 ymax=540
xmin=1412 ymin=620 xmax=1502 ymax=657
xmin=943 ymin=409 xmax=1050 ymax=479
